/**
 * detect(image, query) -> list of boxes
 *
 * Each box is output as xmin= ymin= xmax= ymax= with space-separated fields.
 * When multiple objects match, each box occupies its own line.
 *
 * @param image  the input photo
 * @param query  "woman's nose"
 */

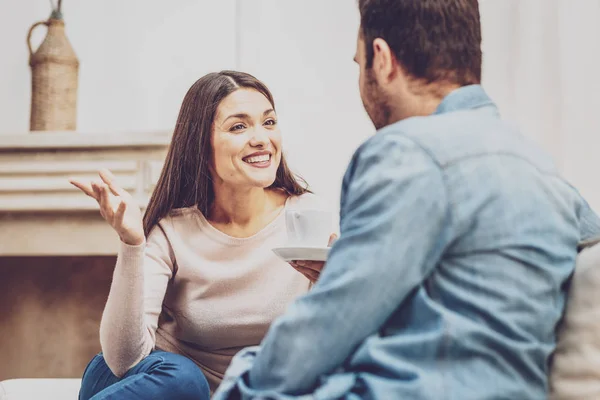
xmin=250 ymin=127 xmax=270 ymax=147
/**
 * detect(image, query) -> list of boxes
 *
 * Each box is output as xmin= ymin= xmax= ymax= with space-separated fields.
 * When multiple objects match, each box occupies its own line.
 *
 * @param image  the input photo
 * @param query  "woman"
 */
xmin=72 ymin=71 xmax=330 ymax=399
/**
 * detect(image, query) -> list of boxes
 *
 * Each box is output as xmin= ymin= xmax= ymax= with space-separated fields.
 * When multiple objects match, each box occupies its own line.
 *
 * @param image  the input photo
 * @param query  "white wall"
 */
xmin=0 ymin=0 xmax=236 ymax=134
xmin=2 ymin=0 xmax=600 ymax=213
xmin=237 ymin=0 xmax=372 ymax=216
xmin=480 ymin=0 xmax=600 ymax=210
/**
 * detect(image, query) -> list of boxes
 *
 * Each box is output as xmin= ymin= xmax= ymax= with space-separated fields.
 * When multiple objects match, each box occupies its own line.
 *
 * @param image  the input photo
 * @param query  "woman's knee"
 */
xmin=79 ymin=353 xmax=114 ymax=400
xmin=156 ymin=352 xmax=210 ymax=399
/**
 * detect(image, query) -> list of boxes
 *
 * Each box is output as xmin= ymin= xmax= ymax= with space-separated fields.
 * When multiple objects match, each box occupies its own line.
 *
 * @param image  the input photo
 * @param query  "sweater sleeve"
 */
xmin=99 ymin=223 xmax=174 ymax=377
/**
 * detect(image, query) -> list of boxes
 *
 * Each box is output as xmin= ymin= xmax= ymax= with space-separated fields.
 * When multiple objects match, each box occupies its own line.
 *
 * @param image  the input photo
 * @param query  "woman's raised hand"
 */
xmin=69 ymin=169 xmax=145 ymax=246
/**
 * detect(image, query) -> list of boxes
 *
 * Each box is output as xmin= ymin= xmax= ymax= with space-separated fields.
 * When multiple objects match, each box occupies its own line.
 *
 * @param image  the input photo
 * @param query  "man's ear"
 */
xmin=372 ymin=38 xmax=398 ymax=83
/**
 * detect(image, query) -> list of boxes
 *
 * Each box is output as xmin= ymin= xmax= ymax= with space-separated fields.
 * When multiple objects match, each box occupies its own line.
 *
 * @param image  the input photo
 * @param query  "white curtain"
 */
xmin=481 ymin=0 xmax=600 ymax=210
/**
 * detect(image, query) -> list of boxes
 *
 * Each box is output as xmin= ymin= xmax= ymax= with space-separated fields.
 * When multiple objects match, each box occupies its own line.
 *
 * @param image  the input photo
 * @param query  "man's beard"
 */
xmin=362 ymin=69 xmax=392 ymax=130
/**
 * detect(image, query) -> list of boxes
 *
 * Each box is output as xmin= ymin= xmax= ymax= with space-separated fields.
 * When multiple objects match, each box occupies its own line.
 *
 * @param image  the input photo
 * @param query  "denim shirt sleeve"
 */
xmin=213 ymin=134 xmax=454 ymax=399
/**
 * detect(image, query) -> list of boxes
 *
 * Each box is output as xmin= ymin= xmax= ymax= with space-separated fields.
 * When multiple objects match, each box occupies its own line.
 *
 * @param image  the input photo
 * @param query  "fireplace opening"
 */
xmin=0 ymin=255 xmax=115 ymax=380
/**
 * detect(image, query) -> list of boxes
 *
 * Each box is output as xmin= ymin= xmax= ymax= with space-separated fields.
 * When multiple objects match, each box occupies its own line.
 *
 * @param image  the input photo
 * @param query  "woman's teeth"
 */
xmin=244 ymin=154 xmax=270 ymax=164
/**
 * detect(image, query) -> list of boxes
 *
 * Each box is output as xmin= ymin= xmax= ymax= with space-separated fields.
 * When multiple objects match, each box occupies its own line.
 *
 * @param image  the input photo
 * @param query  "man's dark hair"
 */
xmin=358 ymin=0 xmax=482 ymax=86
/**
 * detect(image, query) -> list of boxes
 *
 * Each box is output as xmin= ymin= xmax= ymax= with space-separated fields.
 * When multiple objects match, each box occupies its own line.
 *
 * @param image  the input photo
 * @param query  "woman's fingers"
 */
xmin=328 ymin=233 xmax=338 ymax=246
xmin=99 ymin=169 xmax=125 ymax=197
xmin=69 ymin=179 xmax=97 ymax=199
xmin=114 ymin=200 xmax=127 ymax=226
xmin=91 ymin=181 xmax=102 ymax=199
xmin=289 ymin=261 xmax=322 ymax=283
xmin=292 ymin=260 xmax=324 ymax=272
xmin=99 ymin=184 xmax=114 ymax=217
xmin=296 ymin=266 xmax=319 ymax=282
xmin=70 ymin=171 xmax=128 ymax=206
xmin=69 ymin=172 xmax=141 ymax=243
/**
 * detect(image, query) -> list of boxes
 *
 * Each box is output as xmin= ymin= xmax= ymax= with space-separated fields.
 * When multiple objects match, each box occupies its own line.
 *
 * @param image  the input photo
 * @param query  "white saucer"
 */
xmin=272 ymin=246 xmax=330 ymax=262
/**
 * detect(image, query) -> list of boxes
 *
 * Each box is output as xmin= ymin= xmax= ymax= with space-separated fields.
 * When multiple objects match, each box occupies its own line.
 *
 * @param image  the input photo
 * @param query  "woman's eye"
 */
xmin=230 ymin=123 xmax=245 ymax=132
xmin=264 ymin=119 xmax=277 ymax=126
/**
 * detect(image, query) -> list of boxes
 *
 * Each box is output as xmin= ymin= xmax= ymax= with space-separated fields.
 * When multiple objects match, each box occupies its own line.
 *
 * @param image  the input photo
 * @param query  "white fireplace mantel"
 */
xmin=0 ymin=131 xmax=171 ymax=256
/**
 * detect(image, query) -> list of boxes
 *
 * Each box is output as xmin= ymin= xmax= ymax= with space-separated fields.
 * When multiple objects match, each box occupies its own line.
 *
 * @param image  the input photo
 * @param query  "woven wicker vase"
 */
xmin=28 ymin=16 xmax=79 ymax=131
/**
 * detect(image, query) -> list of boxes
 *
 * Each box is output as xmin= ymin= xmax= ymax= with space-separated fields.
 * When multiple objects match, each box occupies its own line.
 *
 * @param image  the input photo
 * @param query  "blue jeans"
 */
xmin=79 ymin=351 xmax=210 ymax=400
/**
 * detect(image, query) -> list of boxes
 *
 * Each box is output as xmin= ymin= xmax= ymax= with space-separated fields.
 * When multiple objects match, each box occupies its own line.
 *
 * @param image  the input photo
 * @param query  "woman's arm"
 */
xmin=99 ymin=224 xmax=174 ymax=377
xmin=69 ymin=170 xmax=174 ymax=376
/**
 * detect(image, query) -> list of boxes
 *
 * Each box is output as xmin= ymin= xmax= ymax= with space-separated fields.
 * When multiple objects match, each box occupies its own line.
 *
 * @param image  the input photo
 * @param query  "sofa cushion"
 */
xmin=550 ymin=240 xmax=600 ymax=399
xmin=0 ymin=379 xmax=81 ymax=400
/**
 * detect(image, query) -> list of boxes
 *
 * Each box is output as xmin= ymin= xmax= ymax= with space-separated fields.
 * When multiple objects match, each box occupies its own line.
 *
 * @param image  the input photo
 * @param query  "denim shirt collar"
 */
xmin=433 ymin=84 xmax=495 ymax=115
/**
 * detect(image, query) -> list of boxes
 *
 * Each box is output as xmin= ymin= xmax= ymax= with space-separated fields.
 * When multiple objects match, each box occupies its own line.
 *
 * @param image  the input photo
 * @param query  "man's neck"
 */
xmin=388 ymin=83 xmax=461 ymax=124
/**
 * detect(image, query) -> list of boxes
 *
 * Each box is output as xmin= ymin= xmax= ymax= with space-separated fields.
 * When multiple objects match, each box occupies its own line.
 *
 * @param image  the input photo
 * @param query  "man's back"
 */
xmin=213 ymin=85 xmax=600 ymax=400
xmin=341 ymin=85 xmax=596 ymax=398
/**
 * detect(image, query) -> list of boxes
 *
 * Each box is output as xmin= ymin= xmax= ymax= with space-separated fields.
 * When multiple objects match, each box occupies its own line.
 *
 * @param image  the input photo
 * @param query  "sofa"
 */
xmin=0 ymin=379 xmax=81 ymax=400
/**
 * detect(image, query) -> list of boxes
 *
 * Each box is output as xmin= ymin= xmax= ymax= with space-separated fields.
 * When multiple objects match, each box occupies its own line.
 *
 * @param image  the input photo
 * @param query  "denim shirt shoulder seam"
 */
xmin=368 ymin=129 xmax=456 ymax=248
xmin=392 ymin=132 xmax=455 ymax=234
xmin=440 ymin=151 xmax=560 ymax=179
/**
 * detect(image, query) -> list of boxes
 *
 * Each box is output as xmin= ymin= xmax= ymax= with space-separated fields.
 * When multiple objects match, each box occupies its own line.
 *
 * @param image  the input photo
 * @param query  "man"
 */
xmin=214 ymin=1 xmax=600 ymax=398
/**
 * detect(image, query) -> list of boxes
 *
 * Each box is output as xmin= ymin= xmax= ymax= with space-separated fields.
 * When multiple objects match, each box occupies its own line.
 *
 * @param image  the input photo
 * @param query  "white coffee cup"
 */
xmin=285 ymin=209 xmax=332 ymax=247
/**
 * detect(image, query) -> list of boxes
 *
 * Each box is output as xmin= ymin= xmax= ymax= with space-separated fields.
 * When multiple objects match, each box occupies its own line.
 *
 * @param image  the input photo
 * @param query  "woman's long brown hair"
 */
xmin=143 ymin=71 xmax=310 ymax=236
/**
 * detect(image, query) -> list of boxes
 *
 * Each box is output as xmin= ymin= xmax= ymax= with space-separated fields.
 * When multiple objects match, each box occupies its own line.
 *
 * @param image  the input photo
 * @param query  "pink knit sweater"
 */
xmin=99 ymin=194 xmax=321 ymax=391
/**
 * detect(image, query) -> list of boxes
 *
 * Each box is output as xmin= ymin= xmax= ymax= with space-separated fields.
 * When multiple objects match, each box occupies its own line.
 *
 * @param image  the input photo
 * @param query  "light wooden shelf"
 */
xmin=0 ymin=131 xmax=171 ymax=255
xmin=0 ymin=131 xmax=171 ymax=150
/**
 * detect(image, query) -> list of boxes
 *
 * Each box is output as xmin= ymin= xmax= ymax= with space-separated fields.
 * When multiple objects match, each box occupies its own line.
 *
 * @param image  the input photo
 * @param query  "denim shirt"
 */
xmin=213 ymin=85 xmax=600 ymax=400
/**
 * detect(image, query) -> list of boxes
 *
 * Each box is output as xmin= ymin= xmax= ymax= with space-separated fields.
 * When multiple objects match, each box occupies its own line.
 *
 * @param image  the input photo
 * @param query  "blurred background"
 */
xmin=1 ymin=0 xmax=600 ymax=382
